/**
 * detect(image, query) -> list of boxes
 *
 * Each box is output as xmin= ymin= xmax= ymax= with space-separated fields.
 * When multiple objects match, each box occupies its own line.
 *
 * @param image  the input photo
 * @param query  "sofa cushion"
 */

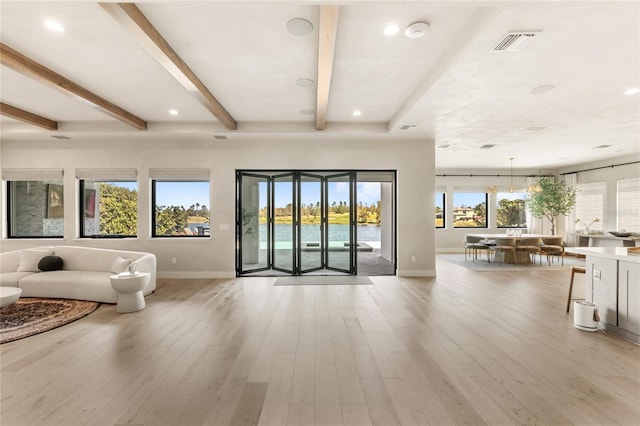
xmin=110 ymin=256 xmax=132 ymax=274
xmin=0 ymin=272 xmax=35 ymax=287
xmin=17 ymin=249 xmax=54 ymax=272
xmin=38 ymin=255 xmax=64 ymax=272
xmin=18 ymin=271 xmax=119 ymax=303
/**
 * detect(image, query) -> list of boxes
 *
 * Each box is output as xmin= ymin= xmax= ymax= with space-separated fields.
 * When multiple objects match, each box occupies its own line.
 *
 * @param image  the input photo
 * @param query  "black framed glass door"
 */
xmin=237 ymin=170 xmax=371 ymax=276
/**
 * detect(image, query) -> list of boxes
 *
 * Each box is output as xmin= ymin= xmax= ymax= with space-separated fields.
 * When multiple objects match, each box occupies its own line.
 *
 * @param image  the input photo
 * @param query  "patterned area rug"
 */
xmin=1 ymin=298 xmax=100 ymax=344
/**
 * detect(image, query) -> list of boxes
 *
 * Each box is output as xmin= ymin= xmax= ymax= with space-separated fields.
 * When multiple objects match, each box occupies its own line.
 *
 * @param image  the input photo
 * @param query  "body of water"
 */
xmin=258 ymin=223 xmax=380 ymax=243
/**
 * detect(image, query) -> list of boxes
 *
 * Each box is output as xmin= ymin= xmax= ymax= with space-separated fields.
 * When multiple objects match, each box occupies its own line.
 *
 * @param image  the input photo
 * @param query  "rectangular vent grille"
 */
xmin=213 ymin=135 xmax=228 ymax=140
xmin=491 ymin=31 xmax=540 ymax=52
xmin=50 ymin=135 xmax=71 ymax=140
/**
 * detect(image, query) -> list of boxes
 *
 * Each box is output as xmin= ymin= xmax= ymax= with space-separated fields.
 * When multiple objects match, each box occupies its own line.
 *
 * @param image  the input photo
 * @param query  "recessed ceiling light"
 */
xmin=286 ymin=18 xmax=313 ymax=36
xmin=624 ymin=87 xmax=640 ymax=95
xmin=352 ymin=110 xmax=362 ymax=116
xmin=295 ymin=78 xmax=315 ymax=88
xmin=436 ymin=144 xmax=450 ymax=149
xmin=44 ymin=20 xmax=65 ymax=32
xmin=593 ymin=144 xmax=612 ymax=149
xmin=531 ymin=84 xmax=555 ymax=95
xmin=168 ymin=109 xmax=178 ymax=115
xmin=384 ymin=24 xmax=399 ymax=36
xmin=404 ymin=22 xmax=429 ymax=39
xmin=299 ymin=109 xmax=315 ymax=115
xmin=480 ymin=144 xmax=496 ymax=150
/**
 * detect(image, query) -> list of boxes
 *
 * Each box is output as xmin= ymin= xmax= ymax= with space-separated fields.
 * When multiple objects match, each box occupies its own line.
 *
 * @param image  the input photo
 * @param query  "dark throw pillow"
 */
xmin=38 ymin=255 xmax=64 ymax=272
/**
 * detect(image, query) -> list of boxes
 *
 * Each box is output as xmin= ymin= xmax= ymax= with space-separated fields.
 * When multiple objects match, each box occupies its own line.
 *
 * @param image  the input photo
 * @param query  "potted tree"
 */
xmin=526 ymin=175 xmax=576 ymax=235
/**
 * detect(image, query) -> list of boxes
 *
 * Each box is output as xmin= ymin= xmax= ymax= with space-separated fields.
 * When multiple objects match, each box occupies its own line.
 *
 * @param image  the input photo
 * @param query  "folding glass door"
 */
xmin=237 ymin=171 xmax=356 ymax=275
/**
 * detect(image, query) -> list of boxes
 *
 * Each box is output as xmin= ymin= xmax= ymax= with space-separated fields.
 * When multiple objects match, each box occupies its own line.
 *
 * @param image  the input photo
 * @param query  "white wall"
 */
xmin=0 ymin=137 xmax=436 ymax=277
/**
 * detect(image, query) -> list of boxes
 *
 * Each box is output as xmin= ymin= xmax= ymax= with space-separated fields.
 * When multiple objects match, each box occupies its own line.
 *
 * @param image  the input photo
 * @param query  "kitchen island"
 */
xmin=565 ymin=246 xmax=640 ymax=344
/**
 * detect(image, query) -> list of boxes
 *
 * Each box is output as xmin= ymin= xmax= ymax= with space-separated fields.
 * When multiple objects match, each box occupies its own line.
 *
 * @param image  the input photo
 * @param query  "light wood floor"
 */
xmin=1 ymin=257 xmax=639 ymax=426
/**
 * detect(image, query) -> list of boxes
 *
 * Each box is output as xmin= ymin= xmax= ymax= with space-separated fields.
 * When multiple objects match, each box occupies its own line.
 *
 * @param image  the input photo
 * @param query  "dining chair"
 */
xmin=541 ymin=236 xmax=564 ymax=265
xmin=516 ymin=237 xmax=543 ymax=265
xmin=489 ymin=237 xmax=516 ymax=265
xmin=464 ymin=236 xmax=489 ymax=262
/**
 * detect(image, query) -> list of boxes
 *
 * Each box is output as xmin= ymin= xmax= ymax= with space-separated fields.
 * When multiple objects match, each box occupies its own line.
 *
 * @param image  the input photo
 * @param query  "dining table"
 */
xmin=466 ymin=233 xmax=553 ymax=264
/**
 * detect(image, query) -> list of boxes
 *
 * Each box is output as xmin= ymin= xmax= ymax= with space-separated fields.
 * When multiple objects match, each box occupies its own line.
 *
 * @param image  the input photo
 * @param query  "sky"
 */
xmin=108 ymin=181 xmax=210 ymax=208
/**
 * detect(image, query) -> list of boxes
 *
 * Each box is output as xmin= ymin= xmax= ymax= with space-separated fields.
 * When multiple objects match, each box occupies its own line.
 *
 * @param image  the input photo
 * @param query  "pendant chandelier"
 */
xmin=487 ymin=157 xmax=515 ymax=194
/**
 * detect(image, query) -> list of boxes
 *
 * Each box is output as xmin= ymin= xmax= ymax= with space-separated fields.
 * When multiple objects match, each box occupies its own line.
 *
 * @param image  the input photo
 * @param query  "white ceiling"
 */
xmin=1 ymin=1 xmax=638 ymax=170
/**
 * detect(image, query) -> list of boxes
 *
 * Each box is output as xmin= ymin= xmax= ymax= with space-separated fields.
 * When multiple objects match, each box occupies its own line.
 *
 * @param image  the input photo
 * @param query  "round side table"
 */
xmin=109 ymin=272 xmax=150 ymax=313
xmin=0 ymin=287 xmax=22 ymax=308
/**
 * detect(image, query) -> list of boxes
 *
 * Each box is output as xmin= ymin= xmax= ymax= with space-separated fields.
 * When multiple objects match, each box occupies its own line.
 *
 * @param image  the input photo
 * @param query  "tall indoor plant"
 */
xmin=526 ymin=175 xmax=576 ymax=235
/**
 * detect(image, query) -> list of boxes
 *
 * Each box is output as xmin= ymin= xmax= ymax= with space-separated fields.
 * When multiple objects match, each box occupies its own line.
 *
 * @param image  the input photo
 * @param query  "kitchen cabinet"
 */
xmin=618 ymin=260 xmax=640 ymax=335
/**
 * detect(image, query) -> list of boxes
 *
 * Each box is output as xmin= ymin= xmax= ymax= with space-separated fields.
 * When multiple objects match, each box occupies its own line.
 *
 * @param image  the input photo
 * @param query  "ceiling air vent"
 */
xmin=50 ymin=135 xmax=71 ymax=140
xmin=400 ymin=124 xmax=416 ymax=130
xmin=490 ymin=31 xmax=540 ymax=52
xmin=479 ymin=144 xmax=496 ymax=150
xmin=213 ymin=135 xmax=228 ymax=140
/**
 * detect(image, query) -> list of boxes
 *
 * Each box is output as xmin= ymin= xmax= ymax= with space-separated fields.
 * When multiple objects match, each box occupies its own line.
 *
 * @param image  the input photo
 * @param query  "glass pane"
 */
xmin=241 ymin=175 xmax=268 ymax=271
xmin=453 ymin=192 xmax=487 ymax=228
xmin=83 ymin=181 xmax=137 ymax=236
xmin=273 ymin=175 xmax=294 ymax=272
xmin=300 ymin=175 xmax=322 ymax=271
xmin=435 ymin=192 xmax=444 ymax=228
xmin=9 ymin=181 xmax=64 ymax=237
xmin=154 ymin=181 xmax=209 ymax=237
xmin=496 ymin=192 xmax=527 ymax=228
xmin=327 ymin=175 xmax=351 ymax=271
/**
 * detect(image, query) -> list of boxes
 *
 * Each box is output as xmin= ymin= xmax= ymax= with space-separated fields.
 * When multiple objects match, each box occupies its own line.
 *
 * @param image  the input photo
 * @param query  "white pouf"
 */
xmin=110 ymin=272 xmax=150 ymax=313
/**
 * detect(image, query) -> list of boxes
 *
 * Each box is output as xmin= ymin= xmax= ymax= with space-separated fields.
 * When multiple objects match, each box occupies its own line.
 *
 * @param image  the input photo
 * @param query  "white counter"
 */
xmin=565 ymin=246 xmax=640 ymax=263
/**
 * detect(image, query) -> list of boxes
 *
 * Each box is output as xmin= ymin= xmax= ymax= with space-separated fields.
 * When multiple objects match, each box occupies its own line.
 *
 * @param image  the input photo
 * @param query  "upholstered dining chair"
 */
xmin=489 ymin=237 xmax=516 ymax=265
xmin=464 ymin=236 xmax=489 ymax=262
xmin=541 ymin=236 xmax=565 ymax=265
xmin=516 ymin=237 xmax=543 ymax=266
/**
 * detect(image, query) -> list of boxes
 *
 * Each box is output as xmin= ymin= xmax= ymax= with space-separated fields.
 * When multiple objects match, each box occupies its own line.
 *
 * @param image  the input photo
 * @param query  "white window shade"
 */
xmin=618 ymin=177 xmax=640 ymax=232
xmin=2 ymin=168 xmax=63 ymax=181
xmin=575 ymin=182 xmax=606 ymax=231
xmin=149 ymin=168 xmax=210 ymax=181
xmin=76 ymin=168 xmax=137 ymax=181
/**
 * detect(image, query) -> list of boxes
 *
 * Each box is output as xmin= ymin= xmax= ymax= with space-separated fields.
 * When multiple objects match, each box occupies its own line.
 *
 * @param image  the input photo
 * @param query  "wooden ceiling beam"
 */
xmin=0 ymin=102 xmax=58 ymax=130
xmin=101 ymin=2 xmax=237 ymax=131
xmin=316 ymin=5 xmax=340 ymax=131
xmin=0 ymin=43 xmax=147 ymax=130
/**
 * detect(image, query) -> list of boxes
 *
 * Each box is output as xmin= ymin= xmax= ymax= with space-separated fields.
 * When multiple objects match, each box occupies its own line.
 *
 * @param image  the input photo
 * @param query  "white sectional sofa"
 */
xmin=0 ymin=246 xmax=156 ymax=304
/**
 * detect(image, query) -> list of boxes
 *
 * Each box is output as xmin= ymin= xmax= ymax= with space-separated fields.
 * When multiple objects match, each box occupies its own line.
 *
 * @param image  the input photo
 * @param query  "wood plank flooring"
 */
xmin=1 ymin=257 xmax=639 ymax=426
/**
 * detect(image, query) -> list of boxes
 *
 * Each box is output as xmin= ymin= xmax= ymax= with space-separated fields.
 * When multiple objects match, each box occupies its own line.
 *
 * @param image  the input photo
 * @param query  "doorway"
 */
xmin=236 ymin=170 xmax=395 ymax=276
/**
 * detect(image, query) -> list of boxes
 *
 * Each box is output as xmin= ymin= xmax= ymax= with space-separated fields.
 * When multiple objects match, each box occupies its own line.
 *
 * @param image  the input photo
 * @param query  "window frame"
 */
xmin=6 ymin=180 xmax=65 ymax=239
xmin=452 ymin=192 xmax=488 ymax=229
xmin=617 ymin=177 xmax=640 ymax=232
xmin=151 ymin=180 xmax=210 ymax=238
xmin=79 ymin=179 xmax=138 ymax=238
xmin=435 ymin=192 xmax=445 ymax=229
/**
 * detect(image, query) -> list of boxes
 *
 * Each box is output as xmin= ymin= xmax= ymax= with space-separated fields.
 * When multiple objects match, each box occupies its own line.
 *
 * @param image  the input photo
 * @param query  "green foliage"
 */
xmin=99 ymin=183 xmax=137 ymax=235
xmin=497 ymin=198 xmax=526 ymax=227
xmin=526 ymin=175 xmax=576 ymax=235
xmin=473 ymin=203 xmax=486 ymax=227
xmin=155 ymin=205 xmax=189 ymax=235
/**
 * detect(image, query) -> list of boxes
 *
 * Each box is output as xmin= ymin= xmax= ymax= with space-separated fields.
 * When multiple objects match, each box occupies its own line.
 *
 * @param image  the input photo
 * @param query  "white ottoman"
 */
xmin=110 ymin=272 xmax=150 ymax=313
xmin=0 ymin=287 xmax=22 ymax=307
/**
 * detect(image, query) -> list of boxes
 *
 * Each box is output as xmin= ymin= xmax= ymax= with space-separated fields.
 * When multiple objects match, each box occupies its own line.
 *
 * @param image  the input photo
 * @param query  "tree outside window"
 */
xmin=81 ymin=181 xmax=137 ymax=237
xmin=453 ymin=193 xmax=487 ymax=228
xmin=496 ymin=192 xmax=527 ymax=228
xmin=153 ymin=181 xmax=210 ymax=237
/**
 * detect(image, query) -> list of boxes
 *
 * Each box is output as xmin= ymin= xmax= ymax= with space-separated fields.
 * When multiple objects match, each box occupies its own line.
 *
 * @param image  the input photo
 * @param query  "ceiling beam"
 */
xmin=316 ymin=5 xmax=339 ymax=131
xmin=100 ymin=2 xmax=237 ymax=131
xmin=0 ymin=102 xmax=58 ymax=130
xmin=0 ymin=43 xmax=147 ymax=130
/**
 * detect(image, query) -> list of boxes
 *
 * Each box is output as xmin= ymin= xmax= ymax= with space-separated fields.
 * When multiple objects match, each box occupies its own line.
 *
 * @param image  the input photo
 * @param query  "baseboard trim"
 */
xmin=397 ymin=269 xmax=436 ymax=277
xmin=157 ymin=271 xmax=235 ymax=279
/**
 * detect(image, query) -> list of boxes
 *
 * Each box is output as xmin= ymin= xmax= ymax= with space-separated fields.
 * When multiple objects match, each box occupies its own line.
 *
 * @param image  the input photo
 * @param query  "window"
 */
xmin=453 ymin=192 xmax=487 ymax=228
xmin=575 ymin=182 xmax=606 ymax=232
xmin=618 ymin=177 xmax=640 ymax=232
xmin=7 ymin=180 xmax=64 ymax=238
xmin=435 ymin=192 xmax=445 ymax=228
xmin=496 ymin=192 xmax=527 ymax=228
xmin=152 ymin=181 xmax=210 ymax=237
xmin=80 ymin=180 xmax=138 ymax=237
